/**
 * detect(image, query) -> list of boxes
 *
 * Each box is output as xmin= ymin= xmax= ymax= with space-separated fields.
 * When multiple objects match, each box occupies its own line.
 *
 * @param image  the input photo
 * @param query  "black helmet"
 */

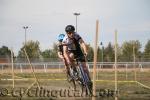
xmin=65 ymin=25 xmax=75 ymax=33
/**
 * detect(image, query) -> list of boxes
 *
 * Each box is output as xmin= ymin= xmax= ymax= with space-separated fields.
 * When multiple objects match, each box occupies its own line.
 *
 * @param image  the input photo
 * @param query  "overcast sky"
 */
xmin=0 ymin=0 xmax=150 ymax=55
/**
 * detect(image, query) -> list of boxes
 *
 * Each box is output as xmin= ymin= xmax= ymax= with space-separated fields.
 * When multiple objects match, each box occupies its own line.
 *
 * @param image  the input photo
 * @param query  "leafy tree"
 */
xmin=86 ymin=44 xmax=94 ymax=62
xmin=104 ymin=42 xmax=114 ymax=62
xmin=18 ymin=40 xmax=41 ymax=59
xmin=117 ymin=45 xmax=122 ymax=62
xmin=49 ymin=43 xmax=58 ymax=61
xmin=97 ymin=46 xmax=102 ymax=62
xmin=144 ymin=40 xmax=150 ymax=61
xmin=0 ymin=46 xmax=11 ymax=57
xmin=121 ymin=40 xmax=141 ymax=62
xmin=41 ymin=49 xmax=51 ymax=58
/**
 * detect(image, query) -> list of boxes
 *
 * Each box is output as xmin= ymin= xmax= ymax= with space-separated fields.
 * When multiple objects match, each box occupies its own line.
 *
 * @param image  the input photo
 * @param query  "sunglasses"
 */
xmin=67 ymin=32 xmax=73 ymax=35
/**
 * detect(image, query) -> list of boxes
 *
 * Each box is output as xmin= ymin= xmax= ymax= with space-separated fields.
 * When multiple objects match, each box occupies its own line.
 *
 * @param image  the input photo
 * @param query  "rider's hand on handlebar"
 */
xmin=67 ymin=60 xmax=72 ymax=65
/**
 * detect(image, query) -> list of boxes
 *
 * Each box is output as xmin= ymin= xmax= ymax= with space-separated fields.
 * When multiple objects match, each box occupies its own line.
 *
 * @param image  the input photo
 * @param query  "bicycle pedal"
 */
xmin=67 ymin=75 xmax=73 ymax=82
xmin=67 ymin=78 xmax=73 ymax=82
xmin=75 ymin=77 xmax=79 ymax=81
xmin=77 ymin=81 xmax=82 ymax=85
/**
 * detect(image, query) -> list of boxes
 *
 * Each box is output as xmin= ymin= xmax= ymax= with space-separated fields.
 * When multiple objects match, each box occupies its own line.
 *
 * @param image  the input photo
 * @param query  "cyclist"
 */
xmin=62 ymin=25 xmax=91 ymax=81
xmin=57 ymin=34 xmax=71 ymax=80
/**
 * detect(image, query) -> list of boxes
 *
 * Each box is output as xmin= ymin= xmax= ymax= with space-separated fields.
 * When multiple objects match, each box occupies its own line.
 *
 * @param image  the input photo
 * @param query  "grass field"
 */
xmin=0 ymin=69 xmax=150 ymax=100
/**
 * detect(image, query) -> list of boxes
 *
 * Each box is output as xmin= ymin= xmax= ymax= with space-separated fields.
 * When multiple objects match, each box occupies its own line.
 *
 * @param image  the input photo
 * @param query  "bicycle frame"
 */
xmin=76 ymin=59 xmax=93 ymax=95
xmin=67 ymin=56 xmax=92 ymax=95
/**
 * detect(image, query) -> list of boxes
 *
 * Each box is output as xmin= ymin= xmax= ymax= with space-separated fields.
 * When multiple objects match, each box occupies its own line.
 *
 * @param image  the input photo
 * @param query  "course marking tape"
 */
xmin=1 ymin=78 xmax=138 ymax=83
xmin=136 ymin=81 xmax=150 ymax=89
xmin=96 ymin=80 xmax=136 ymax=83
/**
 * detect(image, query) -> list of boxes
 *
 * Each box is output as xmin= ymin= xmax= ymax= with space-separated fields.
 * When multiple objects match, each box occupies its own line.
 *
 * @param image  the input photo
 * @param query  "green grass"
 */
xmin=0 ymin=71 xmax=150 ymax=100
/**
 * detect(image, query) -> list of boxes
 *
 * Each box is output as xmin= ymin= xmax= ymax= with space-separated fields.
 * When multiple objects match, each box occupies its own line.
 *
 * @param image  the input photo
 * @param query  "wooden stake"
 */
xmin=133 ymin=43 xmax=136 ymax=81
xmin=11 ymin=48 xmax=15 ymax=88
xmin=24 ymin=49 xmax=40 ymax=89
xmin=114 ymin=30 xmax=118 ymax=100
xmin=92 ymin=20 xmax=99 ymax=99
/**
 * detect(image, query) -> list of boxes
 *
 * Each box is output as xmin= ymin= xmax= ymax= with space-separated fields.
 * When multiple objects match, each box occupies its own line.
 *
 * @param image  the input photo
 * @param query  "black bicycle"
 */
xmin=67 ymin=56 xmax=93 ymax=96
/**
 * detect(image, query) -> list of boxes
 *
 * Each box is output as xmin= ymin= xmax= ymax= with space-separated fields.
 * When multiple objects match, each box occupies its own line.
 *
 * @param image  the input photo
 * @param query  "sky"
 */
xmin=0 ymin=0 xmax=150 ymax=55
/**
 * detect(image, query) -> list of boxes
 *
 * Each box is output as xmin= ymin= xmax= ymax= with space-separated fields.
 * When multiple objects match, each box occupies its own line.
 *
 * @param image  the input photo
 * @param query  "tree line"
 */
xmin=0 ymin=40 xmax=150 ymax=62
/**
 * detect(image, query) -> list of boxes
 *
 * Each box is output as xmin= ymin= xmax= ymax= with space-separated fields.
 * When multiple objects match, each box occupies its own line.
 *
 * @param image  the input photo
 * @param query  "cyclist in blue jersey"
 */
xmin=57 ymin=34 xmax=71 ymax=80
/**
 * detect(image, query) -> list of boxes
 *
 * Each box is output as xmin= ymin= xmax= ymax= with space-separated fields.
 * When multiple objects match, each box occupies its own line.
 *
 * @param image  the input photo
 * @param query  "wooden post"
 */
xmin=133 ymin=44 xmax=136 ymax=81
xmin=125 ymin=64 xmax=128 ymax=80
xmin=92 ymin=20 xmax=99 ymax=99
xmin=44 ymin=64 xmax=47 ymax=73
xmin=24 ymin=49 xmax=40 ymax=89
xmin=20 ymin=64 xmax=23 ymax=73
xmin=114 ymin=30 xmax=118 ymax=100
xmin=11 ymin=48 xmax=15 ymax=88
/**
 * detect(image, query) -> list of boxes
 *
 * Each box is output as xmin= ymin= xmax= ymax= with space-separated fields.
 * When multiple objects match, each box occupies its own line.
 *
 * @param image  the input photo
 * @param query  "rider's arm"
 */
xmin=58 ymin=52 xmax=64 ymax=59
xmin=57 ymin=43 xmax=64 ymax=59
xmin=79 ymin=39 xmax=88 ymax=56
xmin=63 ymin=45 xmax=71 ymax=64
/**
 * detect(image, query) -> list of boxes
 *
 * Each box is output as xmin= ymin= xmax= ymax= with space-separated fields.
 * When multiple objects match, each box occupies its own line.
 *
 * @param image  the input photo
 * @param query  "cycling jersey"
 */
xmin=57 ymin=42 xmax=63 ymax=55
xmin=62 ymin=33 xmax=84 ymax=58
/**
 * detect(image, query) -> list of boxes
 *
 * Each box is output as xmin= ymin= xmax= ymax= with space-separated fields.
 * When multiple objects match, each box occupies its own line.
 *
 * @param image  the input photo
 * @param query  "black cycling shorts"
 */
xmin=68 ymin=50 xmax=85 ymax=62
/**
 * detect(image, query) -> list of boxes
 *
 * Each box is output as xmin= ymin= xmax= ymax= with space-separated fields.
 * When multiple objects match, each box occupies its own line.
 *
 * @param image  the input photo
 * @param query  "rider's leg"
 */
xmin=63 ymin=58 xmax=70 ymax=76
xmin=69 ymin=53 xmax=77 ymax=72
xmin=62 ymin=57 xmax=73 ymax=82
